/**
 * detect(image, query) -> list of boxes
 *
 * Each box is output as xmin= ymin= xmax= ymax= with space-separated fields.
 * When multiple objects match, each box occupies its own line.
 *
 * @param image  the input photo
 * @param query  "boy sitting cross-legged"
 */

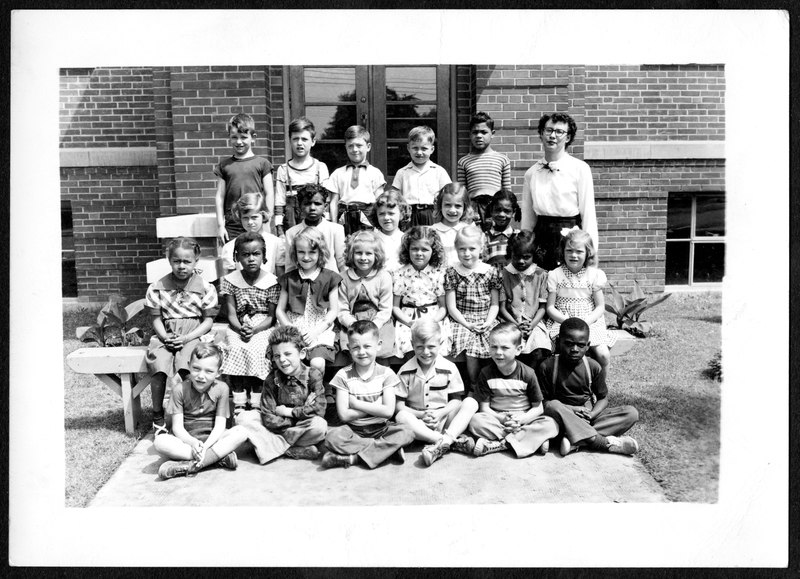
xmin=468 ymin=322 xmax=559 ymax=458
xmin=322 ymin=320 xmax=415 ymax=469
xmin=537 ymin=317 xmax=639 ymax=456
xmin=257 ymin=326 xmax=328 ymax=462
xmin=394 ymin=319 xmax=478 ymax=466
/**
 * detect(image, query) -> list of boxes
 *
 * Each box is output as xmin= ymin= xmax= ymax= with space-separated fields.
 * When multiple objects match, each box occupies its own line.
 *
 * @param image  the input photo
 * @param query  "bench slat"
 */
xmin=155 ymin=213 xmax=218 ymax=239
xmin=66 ymin=346 xmax=149 ymax=374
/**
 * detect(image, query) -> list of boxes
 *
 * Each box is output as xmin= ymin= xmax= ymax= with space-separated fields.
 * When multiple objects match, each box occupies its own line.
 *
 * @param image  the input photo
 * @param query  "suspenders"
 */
xmin=551 ymin=354 xmax=593 ymax=391
xmin=285 ymin=158 xmax=321 ymax=191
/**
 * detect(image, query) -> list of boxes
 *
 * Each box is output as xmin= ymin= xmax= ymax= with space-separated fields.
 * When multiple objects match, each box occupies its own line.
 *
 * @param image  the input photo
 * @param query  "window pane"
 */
xmin=693 ymin=243 xmax=725 ymax=283
xmin=666 ymin=193 xmax=692 ymax=239
xmin=386 ymin=105 xmax=437 ymax=139
xmin=665 ymin=241 xmax=690 ymax=285
xmin=385 ymin=67 xmax=437 ymax=101
xmin=313 ymin=143 xmax=351 ymax=176
xmin=306 ymin=105 xmax=357 ymax=142
xmin=61 ymin=200 xmax=77 ymax=297
xmin=695 ymin=194 xmax=726 ymax=237
xmin=304 ymin=67 xmax=356 ymax=103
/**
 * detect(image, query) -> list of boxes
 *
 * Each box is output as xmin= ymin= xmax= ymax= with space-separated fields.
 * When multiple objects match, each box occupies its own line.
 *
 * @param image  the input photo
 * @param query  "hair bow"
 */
xmin=538 ymin=161 xmax=557 ymax=172
xmin=560 ymin=225 xmax=580 ymax=237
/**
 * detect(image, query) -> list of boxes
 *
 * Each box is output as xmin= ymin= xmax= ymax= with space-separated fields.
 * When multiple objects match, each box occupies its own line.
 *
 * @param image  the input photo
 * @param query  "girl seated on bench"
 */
xmin=144 ymin=237 xmax=219 ymax=435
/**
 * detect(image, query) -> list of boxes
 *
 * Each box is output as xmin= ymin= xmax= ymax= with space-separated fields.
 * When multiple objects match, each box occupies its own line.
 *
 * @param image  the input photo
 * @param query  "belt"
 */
xmin=342 ymin=202 xmax=373 ymax=210
xmin=536 ymin=214 xmax=581 ymax=225
xmin=411 ymin=204 xmax=434 ymax=211
xmin=401 ymin=300 xmax=437 ymax=317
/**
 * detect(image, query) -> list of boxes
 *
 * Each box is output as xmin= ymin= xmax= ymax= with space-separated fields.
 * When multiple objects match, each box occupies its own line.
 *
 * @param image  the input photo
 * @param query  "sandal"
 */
xmin=152 ymin=422 xmax=169 ymax=436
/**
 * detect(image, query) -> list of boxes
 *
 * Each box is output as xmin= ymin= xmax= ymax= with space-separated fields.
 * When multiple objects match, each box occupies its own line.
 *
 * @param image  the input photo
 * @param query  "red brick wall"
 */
xmin=584 ymin=64 xmax=725 ymax=141
xmin=61 ymin=166 xmax=163 ymax=300
xmin=60 ymin=68 xmax=155 ymax=148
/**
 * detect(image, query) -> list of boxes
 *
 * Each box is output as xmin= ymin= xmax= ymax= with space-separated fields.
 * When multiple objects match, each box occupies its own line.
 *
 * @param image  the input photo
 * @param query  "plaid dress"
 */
xmin=546 ymin=265 xmax=617 ymax=348
xmin=444 ymin=262 xmax=502 ymax=358
xmin=219 ymin=270 xmax=281 ymax=379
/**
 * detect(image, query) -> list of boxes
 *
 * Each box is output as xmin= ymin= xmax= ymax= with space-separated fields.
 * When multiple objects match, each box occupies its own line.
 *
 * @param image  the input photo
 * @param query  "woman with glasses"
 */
xmin=520 ymin=113 xmax=598 ymax=270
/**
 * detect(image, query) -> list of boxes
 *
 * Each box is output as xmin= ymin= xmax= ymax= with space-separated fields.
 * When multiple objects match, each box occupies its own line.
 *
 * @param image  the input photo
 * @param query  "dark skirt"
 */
xmin=533 ymin=214 xmax=582 ymax=271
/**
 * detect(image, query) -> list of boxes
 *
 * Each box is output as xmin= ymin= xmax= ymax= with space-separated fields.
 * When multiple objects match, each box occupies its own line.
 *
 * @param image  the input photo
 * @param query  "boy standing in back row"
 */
xmin=457 ymin=112 xmax=511 ymax=232
xmin=326 ymin=125 xmax=386 ymax=236
xmin=391 ymin=125 xmax=451 ymax=228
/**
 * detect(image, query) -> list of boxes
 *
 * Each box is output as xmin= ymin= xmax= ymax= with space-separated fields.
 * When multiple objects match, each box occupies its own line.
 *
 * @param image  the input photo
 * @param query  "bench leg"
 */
xmin=120 ymin=373 xmax=139 ymax=435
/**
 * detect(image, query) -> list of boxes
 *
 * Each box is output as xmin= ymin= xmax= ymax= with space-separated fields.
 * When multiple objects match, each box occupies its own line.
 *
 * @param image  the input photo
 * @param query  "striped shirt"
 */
xmin=145 ymin=273 xmax=219 ymax=320
xmin=475 ymin=361 xmax=543 ymax=413
xmin=395 ymin=356 xmax=464 ymax=411
xmin=456 ymin=150 xmax=512 ymax=197
xmin=330 ymin=364 xmax=400 ymax=428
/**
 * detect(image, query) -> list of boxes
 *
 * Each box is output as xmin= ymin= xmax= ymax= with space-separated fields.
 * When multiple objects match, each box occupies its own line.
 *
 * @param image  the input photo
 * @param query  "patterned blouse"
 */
xmin=392 ymin=263 xmax=446 ymax=308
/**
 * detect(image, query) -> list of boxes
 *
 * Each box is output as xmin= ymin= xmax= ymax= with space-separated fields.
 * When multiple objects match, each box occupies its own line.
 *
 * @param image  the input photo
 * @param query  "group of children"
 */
xmin=146 ymin=111 xmax=639 ymax=479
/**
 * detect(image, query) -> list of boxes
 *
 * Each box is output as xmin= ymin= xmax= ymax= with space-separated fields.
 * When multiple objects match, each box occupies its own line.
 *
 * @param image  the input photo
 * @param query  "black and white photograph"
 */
xmin=9 ymin=9 xmax=789 ymax=568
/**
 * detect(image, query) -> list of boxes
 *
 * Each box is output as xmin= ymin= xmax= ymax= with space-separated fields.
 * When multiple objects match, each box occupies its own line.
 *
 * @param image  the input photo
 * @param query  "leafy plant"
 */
xmin=605 ymin=280 xmax=671 ymax=337
xmin=705 ymin=351 xmax=722 ymax=381
xmin=78 ymin=298 xmax=145 ymax=347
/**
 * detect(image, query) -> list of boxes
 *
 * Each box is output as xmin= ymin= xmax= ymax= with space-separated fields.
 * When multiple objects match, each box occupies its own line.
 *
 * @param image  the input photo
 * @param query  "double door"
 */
xmin=288 ymin=65 xmax=453 ymax=182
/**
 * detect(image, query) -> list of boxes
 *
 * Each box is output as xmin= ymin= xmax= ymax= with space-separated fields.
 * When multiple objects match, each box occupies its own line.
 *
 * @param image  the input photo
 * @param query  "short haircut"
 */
xmin=398 ymin=226 xmax=446 ymax=268
xmin=288 ymin=117 xmax=316 ymax=139
xmin=486 ymin=189 xmax=521 ymax=223
xmin=290 ymin=226 xmax=330 ymax=270
xmin=165 ymin=236 xmax=201 ymax=260
xmin=506 ymin=230 xmax=543 ymax=264
xmin=408 ymin=125 xmax=435 ymax=145
xmin=344 ymin=125 xmax=370 ymax=143
xmin=227 ymin=112 xmax=256 ymax=136
xmin=233 ymin=191 xmax=270 ymax=222
xmin=560 ymin=317 xmax=590 ymax=338
xmin=537 ymin=112 xmax=578 ymax=148
xmin=190 ymin=342 xmax=223 ymax=367
xmin=469 ymin=111 xmax=494 ymax=131
xmin=296 ymin=183 xmax=330 ymax=205
xmin=269 ymin=325 xmax=307 ymax=354
xmin=434 ymin=182 xmax=473 ymax=224
xmin=454 ymin=224 xmax=485 ymax=249
xmin=347 ymin=319 xmax=380 ymax=340
xmin=410 ymin=318 xmax=442 ymax=343
xmin=344 ymin=229 xmax=385 ymax=271
xmin=233 ymin=231 xmax=266 ymax=260
xmin=489 ymin=322 xmax=522 ymax=346
xmin=560 ymin=228 xmax=596 ymax=267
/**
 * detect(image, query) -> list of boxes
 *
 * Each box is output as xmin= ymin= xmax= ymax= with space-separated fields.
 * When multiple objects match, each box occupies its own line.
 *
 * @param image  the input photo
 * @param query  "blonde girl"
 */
xmin=145 ymin=237 xmax=219 ymax=435
xmin=392 ymin=226 xmax=451 ymax=357
xmin=373 ymin=189 xmax=406 ymax=273
xmin=431 ymin=182 xmax=473 ymax=267
xmin=444 ymin=225 xmax=502 ymax=393
xmin=546 ymin=227 xmax=616 ymax=369
xmin=276 ymin=226 xmax=342 ymax=379
xmin=338 ymin=229 xmax=395 ymax=358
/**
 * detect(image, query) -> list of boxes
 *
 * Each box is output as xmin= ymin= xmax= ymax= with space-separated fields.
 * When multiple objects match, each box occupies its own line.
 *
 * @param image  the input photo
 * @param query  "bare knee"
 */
xmin=310 ymin=358 xmax=326 ymax=374
xmin=395 ymin=410 xmax=415 ymax=425
xmin=590 ymin=346 xmax=610 ymax=367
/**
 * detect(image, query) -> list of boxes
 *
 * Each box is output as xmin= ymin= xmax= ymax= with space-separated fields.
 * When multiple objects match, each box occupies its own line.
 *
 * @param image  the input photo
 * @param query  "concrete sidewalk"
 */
xmin=90 ymin=434 xmax=666 ymax=506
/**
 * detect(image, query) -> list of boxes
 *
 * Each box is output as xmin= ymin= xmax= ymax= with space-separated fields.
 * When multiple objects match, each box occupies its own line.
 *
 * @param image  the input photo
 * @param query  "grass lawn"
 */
xmin=62 ymin=291 xmax=721 ymax=506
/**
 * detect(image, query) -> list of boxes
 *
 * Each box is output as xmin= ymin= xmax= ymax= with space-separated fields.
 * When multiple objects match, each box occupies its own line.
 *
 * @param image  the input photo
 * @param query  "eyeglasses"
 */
xmin=542 ymin=128 xmax=568 ymax=137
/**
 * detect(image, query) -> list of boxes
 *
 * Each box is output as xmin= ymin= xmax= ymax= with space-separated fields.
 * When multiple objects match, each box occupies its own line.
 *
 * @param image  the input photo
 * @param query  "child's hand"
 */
xmin=462 ymin=320 xmax=477 ymax=331
xmin=191 ymin=440 xmax=205 ymax=462
xmin=572 ymin=407 xmax=592 ymax=422
xmin=473 ymin=321 xmax=490 ymax=333
xmin=518 ymin=319 xmax=532 ymax=333
xmin=239 ymin=324 xmax=254 ymax=341
xmin=217 ymin=225 xmax=229 ymax=245
xmin=301 ymin=330 xmax=314 ymax=346
xmin=275 ymin=404 xmax=292 ymax=418
xmin=422 ymin=411 xmax=438 ymax=428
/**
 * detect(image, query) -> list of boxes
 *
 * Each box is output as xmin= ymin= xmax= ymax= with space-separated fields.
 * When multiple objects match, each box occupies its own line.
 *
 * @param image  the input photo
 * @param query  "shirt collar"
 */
xmin=224 ymin=269 xmax=278 ymax=289
xmin=154 ymin=272 xmax=206 ymax=294
xmin=432 ymin=221 xmax=464 ymax=233
xmin=504 ymin=263 xmax=538 ymax=276
xmin=345 ymin=267 xmax=378 ymax=281
xmin=277 ymin=363 xmax=310 ymax=388
xmin=298 ymin=267 xmax=321 ymax=281
xmin=348 ymin=161 xmax=370 ymax=169
xmin=454 ymin=261 xmax=491 ymax=276
xmin=488 ymin=225 xmax=515 ymax=237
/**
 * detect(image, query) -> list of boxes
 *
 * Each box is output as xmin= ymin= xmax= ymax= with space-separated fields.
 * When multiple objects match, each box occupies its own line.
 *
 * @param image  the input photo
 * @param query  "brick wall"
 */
xmin=60 ymin=68 xmax=155 ymax=148
xmin=584 ymin=64 xmax=725 ymax=141
xmin=168 ymin=66 xmax=271 ymax=215
xmin=61 ymin=166 xmax=162 ymax=300
xmin=595 ymin=159 xmax=725 ymax=293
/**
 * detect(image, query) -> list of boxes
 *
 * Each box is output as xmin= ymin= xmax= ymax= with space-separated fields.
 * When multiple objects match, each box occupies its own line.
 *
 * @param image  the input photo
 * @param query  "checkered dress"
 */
xmin=444 ymin=263 xmax=502 ymax=358
xmin=546 ymin=265 xmax=617 ymax=348
xmin=219 ymin=271 xmax=281 ymax=379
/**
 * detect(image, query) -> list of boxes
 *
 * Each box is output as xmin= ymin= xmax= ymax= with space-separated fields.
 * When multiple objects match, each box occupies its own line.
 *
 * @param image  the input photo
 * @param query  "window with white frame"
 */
xmin=665 ymin=192 xmax=725 ymax=286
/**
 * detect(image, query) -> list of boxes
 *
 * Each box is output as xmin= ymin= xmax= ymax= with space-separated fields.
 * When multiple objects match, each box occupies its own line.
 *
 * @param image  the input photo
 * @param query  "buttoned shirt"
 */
xmin=145 ymin=273 xmax=219 ymax=320
xmin=483 ymin=225 xmax=519 ymax=266
xmin=260 ymin=364 xmax=326 ymax=431
xmin=391 ymin=161 xmax=451 ymax=205
xmin=338 ymin=267 xmax=394 ymax=328
xmin=395 ymin=356 xmax=464 ymax=411
xmin=324 ymin=163 xmax=386 ymax=205
xmin=520 ymin=153 xmax=599 ymax=249
xmin=330 ymin=364 xmax=400 ymax=428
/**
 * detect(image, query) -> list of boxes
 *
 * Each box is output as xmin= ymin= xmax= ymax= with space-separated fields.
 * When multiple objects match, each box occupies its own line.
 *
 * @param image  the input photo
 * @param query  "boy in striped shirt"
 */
xmin=322 ymin=320 xmax=415 ymax=469
xmin=468 ymin=322 xmax=559 ymax=458
xmin=456 ymin=112 xmax=512 ymax=232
